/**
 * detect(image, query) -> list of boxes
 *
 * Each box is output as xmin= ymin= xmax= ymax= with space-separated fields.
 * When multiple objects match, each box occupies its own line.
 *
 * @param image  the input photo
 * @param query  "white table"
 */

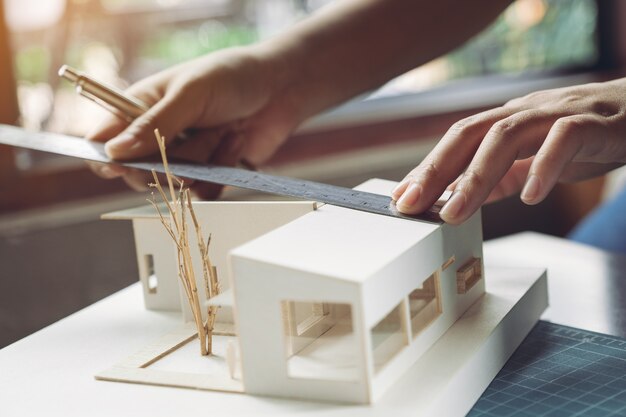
xmin=485 ymin=232 xmax=626 ymax=338
xmin=0 ymin=232 xmax=624 ymax=416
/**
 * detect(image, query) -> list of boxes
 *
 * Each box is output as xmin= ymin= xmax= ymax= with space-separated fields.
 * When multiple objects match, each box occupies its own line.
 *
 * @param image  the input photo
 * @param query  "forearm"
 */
xmin=258 ymin=0 xmax=509 ymax=125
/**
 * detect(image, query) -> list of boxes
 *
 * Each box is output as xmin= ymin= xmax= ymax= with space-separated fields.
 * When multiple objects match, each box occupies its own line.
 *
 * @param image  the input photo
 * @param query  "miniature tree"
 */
xmin=148 ymin=129 xmax=220 ymax=355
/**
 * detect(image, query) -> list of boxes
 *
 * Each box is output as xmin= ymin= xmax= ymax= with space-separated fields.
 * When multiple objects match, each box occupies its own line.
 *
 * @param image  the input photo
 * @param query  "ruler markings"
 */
xmin=0 ymin=125 xmax=441 ymax=224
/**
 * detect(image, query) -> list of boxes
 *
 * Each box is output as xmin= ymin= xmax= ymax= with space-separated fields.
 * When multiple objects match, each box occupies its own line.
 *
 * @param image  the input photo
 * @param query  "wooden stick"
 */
xmin=148 ymin=128 xmax=222 ymax=356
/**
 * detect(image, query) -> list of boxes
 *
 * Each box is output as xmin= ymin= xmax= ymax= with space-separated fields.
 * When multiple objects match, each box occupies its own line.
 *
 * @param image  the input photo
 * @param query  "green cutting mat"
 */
xmin=468 ymin=321 xmax=626 ymax=417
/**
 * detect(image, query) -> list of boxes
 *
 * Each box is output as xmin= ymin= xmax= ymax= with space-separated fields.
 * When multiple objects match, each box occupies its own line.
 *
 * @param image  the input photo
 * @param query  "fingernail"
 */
xmin=391 ymin=179 xmax=410 ymax=200
xmin=439 ymin=191 xmax=466 ymax=221
xmin=396 ymin=182 xmax=422 ymax=209
xmin=521 ymin=174 xmax=541 ymax=203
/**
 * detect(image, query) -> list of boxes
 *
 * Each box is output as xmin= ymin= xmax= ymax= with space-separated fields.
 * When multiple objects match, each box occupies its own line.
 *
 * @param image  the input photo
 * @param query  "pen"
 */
xmin=58 ymin=65 xmax=150 ymax=122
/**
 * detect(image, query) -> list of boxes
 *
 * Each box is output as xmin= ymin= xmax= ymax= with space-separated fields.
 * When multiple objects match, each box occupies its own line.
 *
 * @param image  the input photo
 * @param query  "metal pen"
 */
xmin=59 ymin=65 xmax=150 ymax=122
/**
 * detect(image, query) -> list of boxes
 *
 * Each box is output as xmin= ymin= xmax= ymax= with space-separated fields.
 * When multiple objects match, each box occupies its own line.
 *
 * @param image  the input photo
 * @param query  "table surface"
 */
xmin=485 ymin=232 xmax=626 ymax=338
xmin=1 ymin=231 xmax=624 ymax=417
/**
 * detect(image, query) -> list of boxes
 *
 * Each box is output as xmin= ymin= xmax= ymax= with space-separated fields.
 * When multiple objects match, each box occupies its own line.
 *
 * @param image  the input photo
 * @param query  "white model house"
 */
xmin=230 ymin=180 xmax=484 ymax=403
xmin=103 ymin=200 xmax=318 ymax=324
xmin=101 ymin=179 xmax=486 ymax=404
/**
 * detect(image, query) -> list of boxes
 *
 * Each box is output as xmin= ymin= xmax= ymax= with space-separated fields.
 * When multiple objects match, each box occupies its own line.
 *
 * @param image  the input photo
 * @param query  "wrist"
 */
xmin=253 ymin=37 xmax=319 ymax=129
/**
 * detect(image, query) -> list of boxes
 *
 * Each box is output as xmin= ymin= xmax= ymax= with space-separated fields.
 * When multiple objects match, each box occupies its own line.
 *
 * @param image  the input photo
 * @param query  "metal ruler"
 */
xmin=0 ymin=124 xmax=440 ymax=223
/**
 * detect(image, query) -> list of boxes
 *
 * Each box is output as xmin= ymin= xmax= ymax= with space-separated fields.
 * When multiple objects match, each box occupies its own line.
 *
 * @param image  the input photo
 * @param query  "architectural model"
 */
xmin=97 ymin=179 xmax=547 ymax=408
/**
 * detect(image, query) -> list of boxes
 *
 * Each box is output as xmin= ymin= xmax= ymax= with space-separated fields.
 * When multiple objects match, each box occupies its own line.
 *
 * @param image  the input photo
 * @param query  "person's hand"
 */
xmin=86 ymin=46 xmax=303 ymax=198
xmin=391 ymin=78 xmax=626 ymax=224
xmin=84 ymin=0 xmax=512 ymax=200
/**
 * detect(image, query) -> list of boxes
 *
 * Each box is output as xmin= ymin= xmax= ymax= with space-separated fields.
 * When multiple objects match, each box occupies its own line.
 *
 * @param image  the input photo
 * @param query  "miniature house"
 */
xmin=230 ymin=180 xmax=483 ymax=403
xmin=103 ymin=200 xmax=318 ymax=325
xmin=101 ymin=179 xmax=485 ymax=405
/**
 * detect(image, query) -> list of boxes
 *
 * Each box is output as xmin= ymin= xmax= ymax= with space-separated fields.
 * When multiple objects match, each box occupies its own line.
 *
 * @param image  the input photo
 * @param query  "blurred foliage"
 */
xmin=15 ymin=46 xmax=49 ymax=83
xmin=141 ymin=24 xmax=258 ymax=65
xmin=445 ymin=0 xmax=598 ymax=78
xmin=11 ymin=0 xmax=598 ymax=86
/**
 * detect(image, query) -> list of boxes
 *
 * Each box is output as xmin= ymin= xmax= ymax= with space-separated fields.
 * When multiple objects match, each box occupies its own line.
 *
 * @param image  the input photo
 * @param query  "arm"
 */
xmin=261 ymin=0 xmax=509 ymax=128
xmin=88 ymin=0 xmax=508 ymax=195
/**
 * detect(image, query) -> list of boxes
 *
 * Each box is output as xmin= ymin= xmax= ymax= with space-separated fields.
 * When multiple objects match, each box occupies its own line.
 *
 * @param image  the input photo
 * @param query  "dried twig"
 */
xmin=148 ymin=129 xmax=221 ymax=355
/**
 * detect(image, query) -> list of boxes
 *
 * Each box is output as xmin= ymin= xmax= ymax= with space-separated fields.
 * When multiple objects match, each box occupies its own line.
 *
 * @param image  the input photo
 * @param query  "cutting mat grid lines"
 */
xmin=468 ymin=321 xmax=626 ymax=417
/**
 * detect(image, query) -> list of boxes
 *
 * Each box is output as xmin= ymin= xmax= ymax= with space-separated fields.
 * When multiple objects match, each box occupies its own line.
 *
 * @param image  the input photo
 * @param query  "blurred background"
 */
xmin=1 ymin=0 xmax=625 ymax=348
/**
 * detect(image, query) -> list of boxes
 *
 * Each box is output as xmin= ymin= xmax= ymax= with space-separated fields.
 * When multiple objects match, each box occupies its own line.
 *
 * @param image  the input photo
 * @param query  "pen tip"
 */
xmin=58 ymin=65 xmax=79 ymax=82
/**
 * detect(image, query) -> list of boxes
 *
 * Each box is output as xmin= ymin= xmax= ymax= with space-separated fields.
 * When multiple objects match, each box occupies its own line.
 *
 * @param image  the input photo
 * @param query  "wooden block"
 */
xmin=456 ymin=257 xmax=482 ymax=294
xmin=442 ymin=255 xmax=455 ymax=271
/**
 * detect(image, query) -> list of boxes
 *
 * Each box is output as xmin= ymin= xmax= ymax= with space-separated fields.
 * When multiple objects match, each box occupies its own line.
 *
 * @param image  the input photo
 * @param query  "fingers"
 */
xmin=103 ymin=90 xmax=200 ymax=160
xmin=437 ymin=110 xmax=557 ymax=224
xmin=86 ymin=113 xmax=129 ymax=143
xmin=484 ymin=158 xmax=533 ymax=204
xmin=85 ymin=80 xmax=165 ymax=144
xmin=87 ymin=123 xmax=242 ymax=197
xmin=521 ymin=115 xmax=606 ymax=205
xmin=391 ymin=107 xmax=514 ymax=214
xmin=446 ymin=159 xmax=533 ymax=204
xmin=560 ymin=161 xmax=624 ymax=183
xmin=392 ymin=79 xmax=626 ymax=223
xmin=85 ymin=83 xmax=163 ymax=178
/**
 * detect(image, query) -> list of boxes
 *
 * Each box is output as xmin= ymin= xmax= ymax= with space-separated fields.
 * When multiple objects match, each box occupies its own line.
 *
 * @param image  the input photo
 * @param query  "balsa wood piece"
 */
xmin=456 ymin=257 xmax=483 ymax=294
xmin=442 ymin=255 xmax=455 ymax=271
xmin=96 ymin=367 xmax=244 ymax=393
xmin=96 ymin=322 xmax=243 ymax=392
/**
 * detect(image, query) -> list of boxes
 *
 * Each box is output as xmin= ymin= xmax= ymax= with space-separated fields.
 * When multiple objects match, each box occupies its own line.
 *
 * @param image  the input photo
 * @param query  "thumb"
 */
xmin=104 ymin=92 xmax=197 ymax=160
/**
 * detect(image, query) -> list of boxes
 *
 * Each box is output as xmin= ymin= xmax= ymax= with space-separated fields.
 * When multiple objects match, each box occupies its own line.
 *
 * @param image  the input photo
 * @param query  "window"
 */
xmin=144 ymin=254 xmax=158 ymax=294
xmin=284 ymin=301 xmax=330 ymax=340
xmin=408 ymin=272 xmax=442 ymax=338
xmin=456 ymin=257 xmax=483 ymax=294
xmin=281 ymin=301 xmax=358 ymax=381
xmin=370 ymin=302 xmax=408 ymax=373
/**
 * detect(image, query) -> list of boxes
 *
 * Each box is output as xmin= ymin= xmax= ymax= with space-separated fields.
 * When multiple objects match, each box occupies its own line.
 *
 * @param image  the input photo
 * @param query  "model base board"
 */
xmin=96 ymin=265 xmax=547 ymax=414
xmin=96 ymin=322 xmax=242 ymax=393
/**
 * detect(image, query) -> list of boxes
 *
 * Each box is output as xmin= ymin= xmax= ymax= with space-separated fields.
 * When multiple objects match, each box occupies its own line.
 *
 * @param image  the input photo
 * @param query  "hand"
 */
xmin=86 ymin=46 xmax=303 ymax=198
xmin=391 ymin=78 xmax=626 ymax=224
xmin=85 ymin=0 xmax=511 ymax=200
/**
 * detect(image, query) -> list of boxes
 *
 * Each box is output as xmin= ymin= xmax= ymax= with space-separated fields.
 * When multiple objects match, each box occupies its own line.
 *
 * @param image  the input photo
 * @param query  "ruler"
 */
xmin=0 ymin=124 xmax=441 ymax=223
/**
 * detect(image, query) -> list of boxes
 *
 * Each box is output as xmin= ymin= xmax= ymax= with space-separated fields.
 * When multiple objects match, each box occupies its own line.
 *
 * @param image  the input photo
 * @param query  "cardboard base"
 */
xmin=95 ymin=266 xmax=547 ymax=415
xmin=96 ymin=322 xmax=244 ymax=393
xmin=375 ymin=266 xmax=547 ymax=415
